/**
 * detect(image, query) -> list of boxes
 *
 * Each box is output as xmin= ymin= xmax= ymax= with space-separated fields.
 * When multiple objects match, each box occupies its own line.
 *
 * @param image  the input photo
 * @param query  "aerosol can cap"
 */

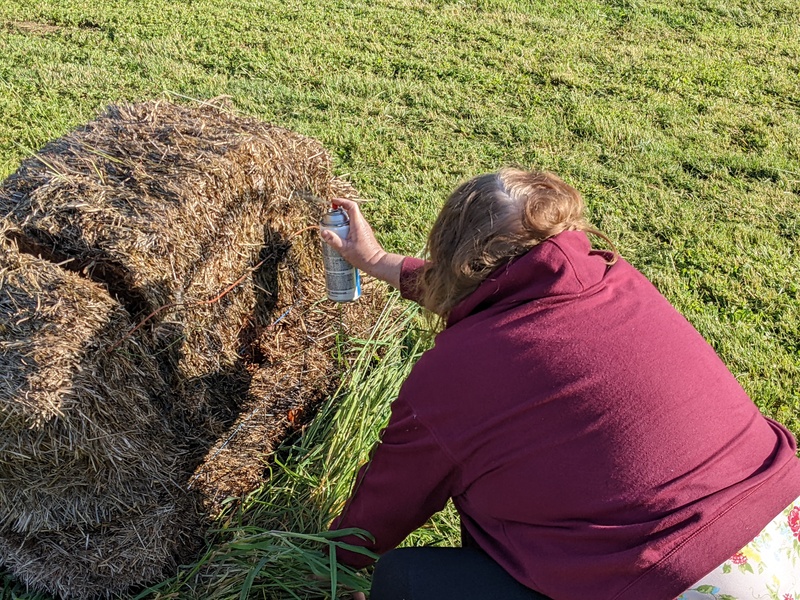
xmin=321 ymin=206 xmax=349 ymax=227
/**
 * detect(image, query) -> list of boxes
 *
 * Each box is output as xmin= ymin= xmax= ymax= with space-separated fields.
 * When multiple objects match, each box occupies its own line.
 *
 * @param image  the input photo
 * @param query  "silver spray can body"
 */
xmin=320 ymin=207 xmax=361 ymax=302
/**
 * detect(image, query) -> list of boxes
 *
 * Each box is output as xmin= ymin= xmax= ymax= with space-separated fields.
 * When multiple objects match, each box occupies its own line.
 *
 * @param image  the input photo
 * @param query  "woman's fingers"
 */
xmin=334 ymin=198 xmax=369 ymax=238
xmin=321 ymin=228 xmax=344 ymax=251
xmin=320 ymin=198 xmax=403 ymax=288
xmin=324 ymin=199 xmax=383 ymax=268
xmin=332 ymin=197 xmax=361 ymax=223
xmin=333 ymin=197 xmax=358 ymax=210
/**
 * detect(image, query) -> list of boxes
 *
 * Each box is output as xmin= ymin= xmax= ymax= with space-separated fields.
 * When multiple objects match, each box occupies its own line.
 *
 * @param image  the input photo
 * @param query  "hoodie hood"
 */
xmin=447 ymin=230 xmax=612 ymax=327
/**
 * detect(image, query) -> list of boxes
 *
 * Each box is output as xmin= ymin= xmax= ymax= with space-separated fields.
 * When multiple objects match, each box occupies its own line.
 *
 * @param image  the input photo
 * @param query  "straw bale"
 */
xmin=0 ymin=234 xmax=163 ymax=433
xmin=1 ymin=99 xmax=358 ymax=436
xmin=0 ymin=100 xmax=384 ymax=598
xmin=186 ymin=252 xmax=387 ymax=503
xmin=181 ymin=266 xmax=387 ymax=503
xmin=0 ymin=100 xmax=346 ymax=314
xmin=0 ymin=100 xmax=360 ymax=436
xmin=0 ymin=230 xmax=185 ymax=534
xmin=0 ymin=498 xmax=197 ymax=600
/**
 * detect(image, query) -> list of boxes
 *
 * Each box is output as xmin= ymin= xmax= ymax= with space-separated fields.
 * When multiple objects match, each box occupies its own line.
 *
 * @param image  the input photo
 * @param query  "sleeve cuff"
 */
xmin=399 ymin=257 xmax=426 ymax=303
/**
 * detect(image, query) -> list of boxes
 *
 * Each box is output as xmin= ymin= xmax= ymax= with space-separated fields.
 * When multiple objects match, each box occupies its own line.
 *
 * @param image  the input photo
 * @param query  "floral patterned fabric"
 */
xmin=676 ymin=495 xmax=800 ymax=600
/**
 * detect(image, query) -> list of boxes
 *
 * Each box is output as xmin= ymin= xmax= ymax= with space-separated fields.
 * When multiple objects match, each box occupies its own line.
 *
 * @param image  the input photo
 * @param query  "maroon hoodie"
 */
xmin=331 ymin=231 xmax=800 ymax=600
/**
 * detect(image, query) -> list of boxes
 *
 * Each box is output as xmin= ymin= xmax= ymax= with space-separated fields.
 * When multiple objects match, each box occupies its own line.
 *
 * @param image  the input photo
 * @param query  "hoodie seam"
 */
xmin=400 ymin=395 xmax=467 ymax=496
xmin=550 ymin=236 xmax=587 ymax=292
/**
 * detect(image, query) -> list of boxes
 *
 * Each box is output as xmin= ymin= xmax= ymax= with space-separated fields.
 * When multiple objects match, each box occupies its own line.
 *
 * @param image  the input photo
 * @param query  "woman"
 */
xmin=320 ymin=169 xmax=800 ymax=600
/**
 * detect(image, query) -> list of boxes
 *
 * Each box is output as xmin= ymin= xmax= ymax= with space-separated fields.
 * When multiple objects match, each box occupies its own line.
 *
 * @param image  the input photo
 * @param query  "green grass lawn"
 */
xmin=1 ymin=0 xmax=798 ymax=597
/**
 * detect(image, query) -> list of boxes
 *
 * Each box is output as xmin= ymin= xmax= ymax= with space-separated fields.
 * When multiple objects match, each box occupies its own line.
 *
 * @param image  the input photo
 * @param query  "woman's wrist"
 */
xmin=362 ymin=251 xmax=405 ymax=290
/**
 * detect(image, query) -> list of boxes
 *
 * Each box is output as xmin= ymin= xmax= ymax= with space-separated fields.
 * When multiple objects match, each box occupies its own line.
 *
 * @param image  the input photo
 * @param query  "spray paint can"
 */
xmin=320 ymin=207 xmax=361 ymax=302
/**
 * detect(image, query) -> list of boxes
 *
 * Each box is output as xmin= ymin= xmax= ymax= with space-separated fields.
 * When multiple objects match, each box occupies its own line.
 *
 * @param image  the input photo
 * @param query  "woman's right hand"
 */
xmin=321 ymin=198 xmax=385 ymax=272
xmin=320 ymin=198 xmax=405 ymax=290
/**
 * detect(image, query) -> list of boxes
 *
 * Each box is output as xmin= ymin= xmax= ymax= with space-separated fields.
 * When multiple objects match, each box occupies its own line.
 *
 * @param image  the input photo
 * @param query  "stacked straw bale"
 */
xmin=0 ymin=100 xmax=382 ymax=598
xmin=0 ymin=228 xmax=191 ymax=597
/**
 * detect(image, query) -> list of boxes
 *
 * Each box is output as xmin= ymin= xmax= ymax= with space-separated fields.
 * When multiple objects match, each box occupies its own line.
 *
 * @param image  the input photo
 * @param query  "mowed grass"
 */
xmin=0 ymin=0 xmax=799 ymax=598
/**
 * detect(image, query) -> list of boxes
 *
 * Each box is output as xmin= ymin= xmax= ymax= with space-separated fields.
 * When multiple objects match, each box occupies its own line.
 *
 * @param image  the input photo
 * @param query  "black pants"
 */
xmin=370 ymin=547 xmax=552 ymax=600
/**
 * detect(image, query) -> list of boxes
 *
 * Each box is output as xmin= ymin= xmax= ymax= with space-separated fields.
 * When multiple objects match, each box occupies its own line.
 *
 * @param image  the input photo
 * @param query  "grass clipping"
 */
xmin=0 ymin=99 xmax=383 ymax=599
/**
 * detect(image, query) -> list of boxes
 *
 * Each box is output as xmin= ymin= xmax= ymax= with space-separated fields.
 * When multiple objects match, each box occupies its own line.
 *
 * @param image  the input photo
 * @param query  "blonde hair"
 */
xmin=419 ymin=168 xmax=616 ymax=322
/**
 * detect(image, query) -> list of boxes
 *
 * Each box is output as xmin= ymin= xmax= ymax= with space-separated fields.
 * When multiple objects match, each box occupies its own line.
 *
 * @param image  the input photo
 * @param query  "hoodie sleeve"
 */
xmin=399 ymin=257 xmax=426 ymax=305
xmin=329 ymin=396 xmax=459 ymax=568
